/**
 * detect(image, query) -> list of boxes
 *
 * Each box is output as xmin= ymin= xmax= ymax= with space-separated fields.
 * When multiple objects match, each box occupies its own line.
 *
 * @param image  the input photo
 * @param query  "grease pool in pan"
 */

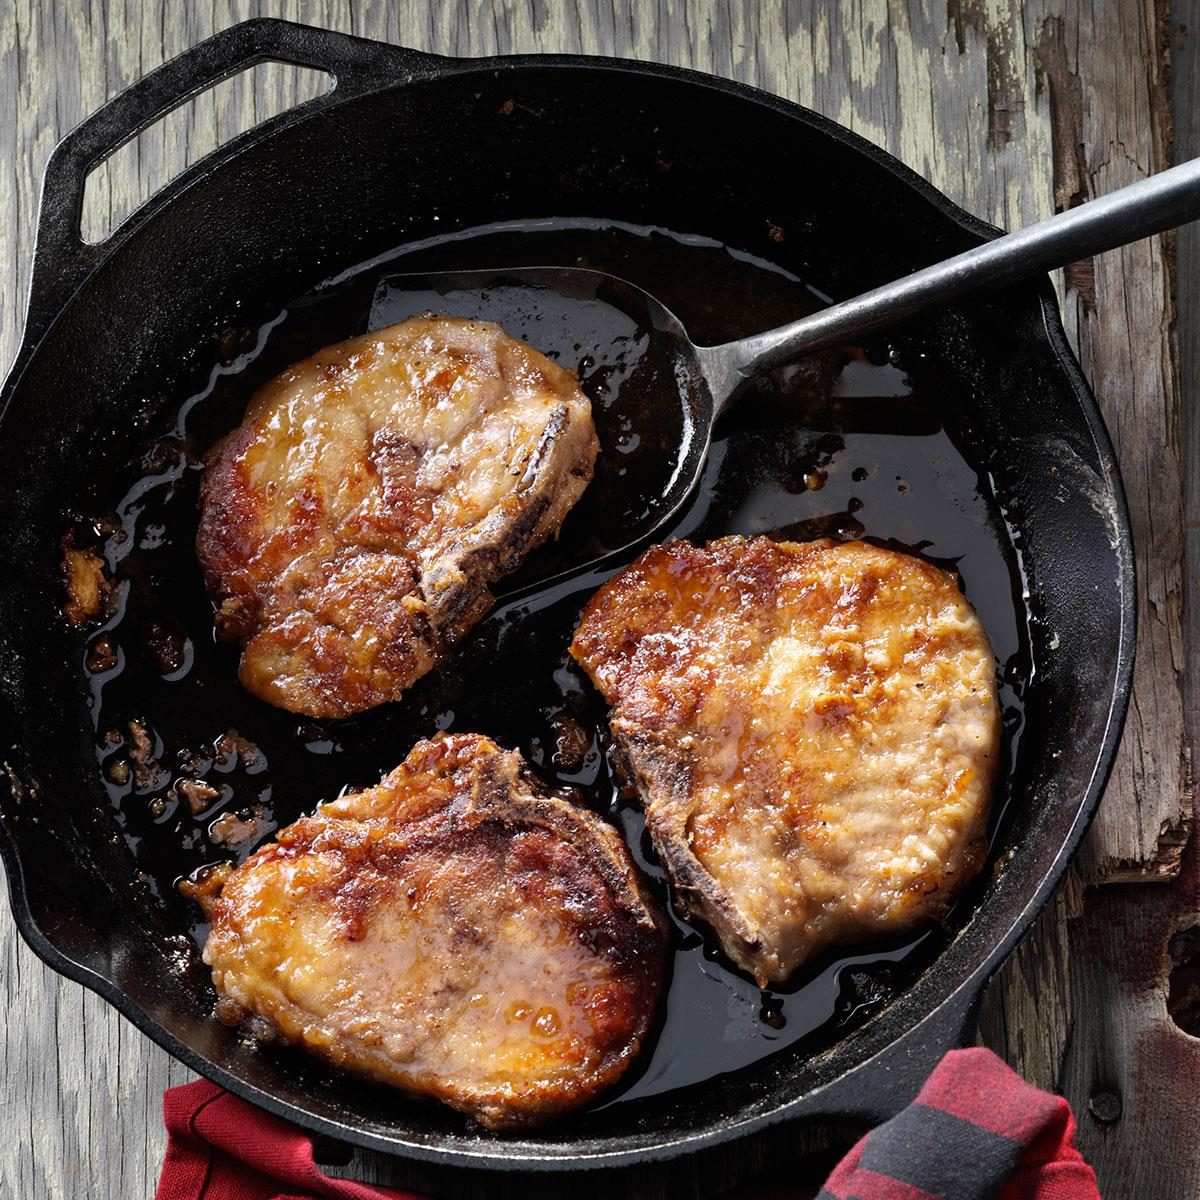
xmin=75 ymin=216 xmax=1033 ymax=1115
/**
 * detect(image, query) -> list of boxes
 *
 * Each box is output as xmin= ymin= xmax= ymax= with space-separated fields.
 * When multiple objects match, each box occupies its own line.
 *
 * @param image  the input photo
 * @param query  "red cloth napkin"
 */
xmin=156 ymin=1048 xmax=1098 ymax=1200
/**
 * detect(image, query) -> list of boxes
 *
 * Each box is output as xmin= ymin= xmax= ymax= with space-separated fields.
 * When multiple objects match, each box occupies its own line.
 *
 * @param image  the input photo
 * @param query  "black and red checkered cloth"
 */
xmin=816 ymin=1048 xmax=1098 ymax=1200
xmin=155 ymin=1048 xmax=1099 ymax=1200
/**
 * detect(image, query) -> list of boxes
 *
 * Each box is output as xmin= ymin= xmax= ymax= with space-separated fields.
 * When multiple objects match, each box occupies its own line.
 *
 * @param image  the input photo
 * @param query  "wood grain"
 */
xmin=1054 ymin=0 xmax=1191 ymax=884
xmin=0 ymin=2 xmax=1194 ymax=1197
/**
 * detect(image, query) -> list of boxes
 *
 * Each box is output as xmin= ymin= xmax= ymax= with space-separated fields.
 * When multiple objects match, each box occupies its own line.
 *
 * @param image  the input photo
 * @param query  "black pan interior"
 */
xmin=0 ymin=59 xmax=1131 ymax=1168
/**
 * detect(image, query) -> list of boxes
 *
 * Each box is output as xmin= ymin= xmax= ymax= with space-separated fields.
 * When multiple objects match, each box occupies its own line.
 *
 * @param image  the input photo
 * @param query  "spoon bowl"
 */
xmin=370 ymin=154 xmax=1200 ymax=595
xmin=371 ymin=266 xmax=711 ymax=595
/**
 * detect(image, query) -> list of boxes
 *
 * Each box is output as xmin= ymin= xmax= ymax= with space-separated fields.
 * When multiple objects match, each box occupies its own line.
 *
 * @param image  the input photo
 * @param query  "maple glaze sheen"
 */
xmin=202 ymin=733 xmax=666 ymax=1130
xmin=571 ymin=537 xmax=1000 ymax=986
xmin=197 ymin=317 xmax=597 ymax=718
xmin=80 ymin=217 xmax=1033 ymax=1115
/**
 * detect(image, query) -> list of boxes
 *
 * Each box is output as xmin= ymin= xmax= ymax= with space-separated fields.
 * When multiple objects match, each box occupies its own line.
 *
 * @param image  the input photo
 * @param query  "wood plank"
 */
xmin=1059 ymin=839 xmax=1200 ymax=1195
xmin=1050 ymin=0 xmax=1192 ymax=884
xmin=0 ymin=2 xmax=1192 ymax=1197
xmin=1058 ymin=7 xmax=1200 ymax=1192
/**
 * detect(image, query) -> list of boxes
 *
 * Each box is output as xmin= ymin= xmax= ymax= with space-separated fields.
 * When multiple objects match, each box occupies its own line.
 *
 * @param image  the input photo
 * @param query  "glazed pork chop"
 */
xmin=193 ymin=732 xmax=666 ymax=1131
xmin=198 ymin=317 xmax=598 ymax=718
xmin=571 ymin=536 xmax=1000 ymax=986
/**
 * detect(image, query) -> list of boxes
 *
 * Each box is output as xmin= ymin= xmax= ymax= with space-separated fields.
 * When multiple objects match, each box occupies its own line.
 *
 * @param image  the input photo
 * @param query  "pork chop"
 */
xmin=570 ymin=536 xmax=1000 ymax=986
xmin=195 ymin=732 xmax=667 ymax=1131
xmin=197 ymin=317 xmax=598 ymax=718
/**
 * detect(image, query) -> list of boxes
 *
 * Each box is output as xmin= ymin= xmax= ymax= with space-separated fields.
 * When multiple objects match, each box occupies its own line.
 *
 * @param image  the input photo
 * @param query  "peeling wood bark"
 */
xmin=1052 ymin=0 xmax=1192 ymax=886
xmin=0 ymin=2 xmax=1194 ymax=1197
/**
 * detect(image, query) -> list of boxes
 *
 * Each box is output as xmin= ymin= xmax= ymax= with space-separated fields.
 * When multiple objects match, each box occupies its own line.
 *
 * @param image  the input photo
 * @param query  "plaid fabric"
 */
xmin=819 ymin=1049 xmax=1099 ymax=1200
xmin=156 ymin=1048 xmax=1098 ymax=1200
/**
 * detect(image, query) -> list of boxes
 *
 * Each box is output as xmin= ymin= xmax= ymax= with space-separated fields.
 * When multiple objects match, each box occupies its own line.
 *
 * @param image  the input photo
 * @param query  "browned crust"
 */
xmin=61 ymin=538 xmax=111 ymax=628
xmin=196 ymin=319 xmax=598 ymax=718
xmin=199 ymin=733 xmax=666 ymax=1131
xmin=571 ymin=535 xmax=1000 ymax=985
xmin=178 ymin=862 xmax=233 ymax=921
xmin=195 ymin=421 xmax=263 ymax=641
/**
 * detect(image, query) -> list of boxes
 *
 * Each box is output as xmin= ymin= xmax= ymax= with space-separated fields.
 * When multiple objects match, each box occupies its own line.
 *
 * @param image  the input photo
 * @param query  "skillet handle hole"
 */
xmin=80 ymin=61 xmax=332 ymax=246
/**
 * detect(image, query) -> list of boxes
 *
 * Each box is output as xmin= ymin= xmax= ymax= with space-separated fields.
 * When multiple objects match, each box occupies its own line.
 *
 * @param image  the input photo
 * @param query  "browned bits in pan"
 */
xmin=61 ymin=539 xmax=111 ymax=627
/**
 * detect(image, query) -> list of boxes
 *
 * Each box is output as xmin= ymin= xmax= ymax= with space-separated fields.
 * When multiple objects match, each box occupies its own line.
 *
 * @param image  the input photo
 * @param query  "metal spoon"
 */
xmin=370 ymin=157 xmax=1200 ymax=599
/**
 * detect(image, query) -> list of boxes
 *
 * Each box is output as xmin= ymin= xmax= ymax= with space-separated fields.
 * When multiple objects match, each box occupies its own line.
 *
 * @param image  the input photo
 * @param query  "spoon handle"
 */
xmin=706 ymin=155 xmax=1200 ymax=400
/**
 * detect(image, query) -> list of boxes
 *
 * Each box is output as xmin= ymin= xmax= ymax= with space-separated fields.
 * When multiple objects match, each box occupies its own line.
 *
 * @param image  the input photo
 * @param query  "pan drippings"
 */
xmin=77 ymin=216 xmax=1033 ymax=1113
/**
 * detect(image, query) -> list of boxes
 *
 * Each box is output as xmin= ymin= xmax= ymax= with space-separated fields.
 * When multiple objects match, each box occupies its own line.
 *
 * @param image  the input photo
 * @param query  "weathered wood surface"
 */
xmin=0 ymin=2 xmax=1195 ymax=1197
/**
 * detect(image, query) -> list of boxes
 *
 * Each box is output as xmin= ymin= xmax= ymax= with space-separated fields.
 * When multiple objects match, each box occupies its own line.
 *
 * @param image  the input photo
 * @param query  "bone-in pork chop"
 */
xmin=198 ymin=317 xmax=598 ymax=717
xmin=570 ymin=536 xmax=1000 ymax=986
xmin=194 ymin=732 xmax=666 ymax=1130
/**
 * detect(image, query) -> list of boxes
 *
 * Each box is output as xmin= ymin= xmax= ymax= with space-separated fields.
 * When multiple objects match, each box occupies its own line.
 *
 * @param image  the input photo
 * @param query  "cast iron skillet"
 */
xmin=0 ymin=18 xmax=1134 ymax=1180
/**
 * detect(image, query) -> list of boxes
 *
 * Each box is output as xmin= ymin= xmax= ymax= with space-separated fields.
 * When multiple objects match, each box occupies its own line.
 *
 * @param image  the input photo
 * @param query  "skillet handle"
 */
xmin=24 ymin=18 xmax=442 ymax=348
